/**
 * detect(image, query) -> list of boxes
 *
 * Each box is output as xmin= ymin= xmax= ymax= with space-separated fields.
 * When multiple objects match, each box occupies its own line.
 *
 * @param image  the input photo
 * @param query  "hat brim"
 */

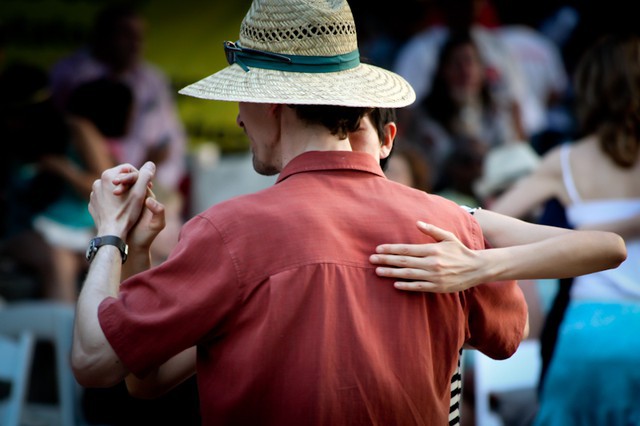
xmin=179 ymin=63 xmax=416 ymax=108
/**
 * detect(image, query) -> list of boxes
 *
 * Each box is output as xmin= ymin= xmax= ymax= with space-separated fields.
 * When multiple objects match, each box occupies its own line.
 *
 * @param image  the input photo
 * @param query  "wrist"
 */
xmin=126 ymin=243 xmax=152 ymax=257
xmin=86 ymin=235 xmax=129 ymax=264
xmin=478 ymin=248 xmax=509 ymax=283
xmin=96 ymin=226 xmax=127 ymax=240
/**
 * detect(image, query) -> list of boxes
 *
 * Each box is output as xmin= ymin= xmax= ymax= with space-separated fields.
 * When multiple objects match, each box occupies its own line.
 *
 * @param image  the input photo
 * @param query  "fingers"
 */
xmin=145 ymin=196 xmax=164 ymax=215
xmin=130 ymin=162 xmax=156 ymax=198
xmin=113 ymin=171 xmax=139 ymax=193
xmin=144 ymin=196 xmax=166 ymax=231
xmin=374 ymin=244 xmax=434 ymax=257
xmin=111 ymin=163 xmax=157 ymax=195
xmin=374 ymin=265 xmax=428 ymax=280
xmin=92 ymin=178 xmax=101 ymax=192
xmin=139 ymin=161 xmax=156 ymax=182
xmin=374 ymin=222 xmax=452 ymax=256
xmin=392 ymin=281 xmax=443 ymax=293
xmin=416 ymin=221 xmax=455 ymax=242
xmin=91 ymin=163 xmax=135 ymax=195
xmin=370 ymin=253 xmax=423 ymax=268
xmin=374 ymin=266 xmax=448 ymax=293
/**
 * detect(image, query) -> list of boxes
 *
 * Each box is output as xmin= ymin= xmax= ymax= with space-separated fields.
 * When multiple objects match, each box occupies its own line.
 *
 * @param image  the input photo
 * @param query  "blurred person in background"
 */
xmin=488 ymin=33 xmax=640 ymax=425
xmin=28 ymin=78 xmax=127 ymax=304
xmin=49 ymin=2 xmax=187 ymax=265
xmin=393 ymin=0 xmax=535 ymax=140
xmin=493 ymin=3 xmax=572 ymax=144
xmin=0 ymin=62 xmax=70 ymax=302
xmin=402 ymin=31 xmax=527 ymax=198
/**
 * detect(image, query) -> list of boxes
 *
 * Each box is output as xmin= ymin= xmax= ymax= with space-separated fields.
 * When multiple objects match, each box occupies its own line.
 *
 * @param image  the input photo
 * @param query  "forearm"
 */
xmin=64 ymin=166 xmax=96 ymax=198
xmin=477 ymin=230 xmax=626 ymax=282
xmin=476 ymin=209 xmax=566 ymax=247
xmin=122 ymin=245 xmax=152 ymax=280
xmin=41 ymin=157 xmax=95 ymax=198
xmin=126 ymin=347 xmax=197 ymax=399
xmin=372 ymin=215 xmax=627 ymax=293
xmin=72 ymin=162 xmax=157 ymax=387
xmin=477 ymin=209 xmax=627 ymax=279
xmin=72 ymin=246 xmax=129 ymax=387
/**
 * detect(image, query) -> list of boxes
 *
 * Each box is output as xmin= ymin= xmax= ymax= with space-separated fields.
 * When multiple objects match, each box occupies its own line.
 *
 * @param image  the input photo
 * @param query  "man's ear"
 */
xmin=379 ymin=122 xmax=397 ymax=159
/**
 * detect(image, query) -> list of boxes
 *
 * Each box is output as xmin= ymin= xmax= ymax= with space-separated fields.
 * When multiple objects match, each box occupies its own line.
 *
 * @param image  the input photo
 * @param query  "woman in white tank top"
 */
xmin=487 ymin=34 xmax=640 ymax=426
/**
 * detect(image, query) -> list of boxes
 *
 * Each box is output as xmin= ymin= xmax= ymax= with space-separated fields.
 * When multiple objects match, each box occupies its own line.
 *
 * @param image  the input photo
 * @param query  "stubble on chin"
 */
xmin=252 ymin=156 xmax=279 ymax=176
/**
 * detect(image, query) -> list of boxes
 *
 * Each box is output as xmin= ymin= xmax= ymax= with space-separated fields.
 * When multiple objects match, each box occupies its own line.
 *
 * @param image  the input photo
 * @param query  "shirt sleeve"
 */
xmin=462 ymin=278 xmax=528 ymax=359
xmin=459 ymin=217 xmax=529 ymax=360
xmin=98 ymin=215 xmax=241 ymax=377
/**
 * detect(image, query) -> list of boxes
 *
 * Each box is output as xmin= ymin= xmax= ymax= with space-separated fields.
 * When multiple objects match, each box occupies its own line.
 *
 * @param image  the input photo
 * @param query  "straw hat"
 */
xmin=474 ymin=143 xmax=541 ymax=198
xmin=179 ymin=0 xmax=415 ymax=108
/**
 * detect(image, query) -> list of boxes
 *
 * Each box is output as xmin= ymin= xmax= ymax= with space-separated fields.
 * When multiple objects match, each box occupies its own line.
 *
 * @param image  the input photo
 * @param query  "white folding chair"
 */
xmin=0 ymin=331 xmax=35 ymax=426
xmin=474 ymin=339 xmax=541 ymax=426
xmin=0 ymin=301 xmax=83 ymax=426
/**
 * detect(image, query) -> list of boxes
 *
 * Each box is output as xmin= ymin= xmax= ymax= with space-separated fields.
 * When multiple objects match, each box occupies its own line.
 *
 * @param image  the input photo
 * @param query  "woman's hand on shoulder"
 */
xmin=370 ymin=221 xmax=486 ymax=293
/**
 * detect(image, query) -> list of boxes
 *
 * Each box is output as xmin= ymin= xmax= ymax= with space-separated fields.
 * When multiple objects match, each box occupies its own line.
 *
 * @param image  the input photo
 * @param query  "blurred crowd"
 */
xmin=1 ymin=4 xmax=188 ymax=306
xmin=0 ymin=0 xmax=622 ymax=305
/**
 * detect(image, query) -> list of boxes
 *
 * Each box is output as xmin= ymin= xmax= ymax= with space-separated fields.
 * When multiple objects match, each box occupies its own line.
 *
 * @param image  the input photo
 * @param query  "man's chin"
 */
xmin=252 ymin=158 xmax=279 ymax=176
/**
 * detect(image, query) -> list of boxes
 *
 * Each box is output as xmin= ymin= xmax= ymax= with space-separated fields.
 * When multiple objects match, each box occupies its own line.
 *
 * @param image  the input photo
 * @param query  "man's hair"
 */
xmin=369 ymin=108 xmax=397 ymax=142
xmin=289 ymin=105 xmax=372 ymax=140
xmin=368 ymin=108 xmax=397 ymax=170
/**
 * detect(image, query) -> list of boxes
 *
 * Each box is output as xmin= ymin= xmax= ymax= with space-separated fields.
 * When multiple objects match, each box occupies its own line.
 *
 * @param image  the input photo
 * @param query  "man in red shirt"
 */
xmin=71 ymin=0 xmax=528 ymax=424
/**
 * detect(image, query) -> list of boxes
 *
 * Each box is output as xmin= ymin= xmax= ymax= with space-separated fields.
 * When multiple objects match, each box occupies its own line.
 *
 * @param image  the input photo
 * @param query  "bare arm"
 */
xmin=370 ymin=211 xmax=627 ymax=293
xmin=39 ymin=117 xmax=115 ymax=199
xmin=123 ymin=193 xmax=197 ymax=398
xmin=109 ymin=170 xmax=198 ymax=398
xmin=121 ymin=192 xmax=166 ymax=280
xmin=126 ymin=347 xmax=197 ymax=399
xmin=71 ymin=162 xmax=156 ymax=388
xmin=489 ymin=145 xmax=565 ymax=219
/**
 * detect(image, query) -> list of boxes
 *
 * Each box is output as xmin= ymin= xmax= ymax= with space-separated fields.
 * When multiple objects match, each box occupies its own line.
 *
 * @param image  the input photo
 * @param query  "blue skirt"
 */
xmin=534 ymin=301 xmax=640 ymax=426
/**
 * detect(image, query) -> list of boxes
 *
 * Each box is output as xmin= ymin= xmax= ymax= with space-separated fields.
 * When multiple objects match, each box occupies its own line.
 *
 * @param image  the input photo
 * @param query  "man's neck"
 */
xmin=278 ymin=108 xmax=352 ymax=169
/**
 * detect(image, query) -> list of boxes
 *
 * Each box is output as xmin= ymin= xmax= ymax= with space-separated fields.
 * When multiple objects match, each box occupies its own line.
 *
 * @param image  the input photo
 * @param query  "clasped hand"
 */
xmin=89 ymin=161 xmax=166 ymax=250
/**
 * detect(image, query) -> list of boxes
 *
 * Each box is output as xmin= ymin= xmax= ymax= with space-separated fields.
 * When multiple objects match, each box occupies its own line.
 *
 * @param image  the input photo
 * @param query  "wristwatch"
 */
xmin=86 ymin=235 xmax=128 ymax=264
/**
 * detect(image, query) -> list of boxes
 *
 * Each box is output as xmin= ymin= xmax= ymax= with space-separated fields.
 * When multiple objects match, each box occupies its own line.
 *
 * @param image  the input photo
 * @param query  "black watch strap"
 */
xmin=86 ymin=235 xmax=128 ymax=264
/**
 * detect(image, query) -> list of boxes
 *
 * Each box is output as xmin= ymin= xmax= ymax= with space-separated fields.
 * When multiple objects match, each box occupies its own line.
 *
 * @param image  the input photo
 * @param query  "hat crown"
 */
xmin=239 ymin=0 xmax=358 ymax=56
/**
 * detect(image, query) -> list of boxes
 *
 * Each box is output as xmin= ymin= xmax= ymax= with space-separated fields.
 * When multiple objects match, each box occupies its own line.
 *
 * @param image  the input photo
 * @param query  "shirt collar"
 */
xmin=276 ymin=151 xmax=385 ymax=184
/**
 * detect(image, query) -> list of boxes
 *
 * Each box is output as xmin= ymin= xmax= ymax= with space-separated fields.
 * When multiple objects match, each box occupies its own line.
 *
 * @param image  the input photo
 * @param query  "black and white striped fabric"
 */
xmin=449 ymin=349 xmax=464 ymax=426
xmin=449 ymin=205 xmax=477 ymax=425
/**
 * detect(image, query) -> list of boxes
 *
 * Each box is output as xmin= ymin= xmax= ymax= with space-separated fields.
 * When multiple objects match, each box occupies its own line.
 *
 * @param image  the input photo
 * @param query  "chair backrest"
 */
xmin=0 ymin=331 xmax=35 ymax=426
xmin=474 ymin=339 xmax=542 ymax=426
xmin=0 ymin=301 xmax=79 ymax=426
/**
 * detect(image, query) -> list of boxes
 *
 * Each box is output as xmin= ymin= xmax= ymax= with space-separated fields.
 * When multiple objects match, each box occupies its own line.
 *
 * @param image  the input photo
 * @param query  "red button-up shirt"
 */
xmin=99 ymin=150 xmax=527 ymax=425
